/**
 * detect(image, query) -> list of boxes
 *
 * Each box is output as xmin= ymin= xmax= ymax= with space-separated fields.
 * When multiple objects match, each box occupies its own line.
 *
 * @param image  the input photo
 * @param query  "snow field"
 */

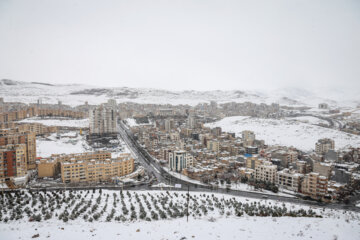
xmin=205 ymin=116 xmax=360 ymax=152
xmin=0 ymin=190 xmax=359 ymax=240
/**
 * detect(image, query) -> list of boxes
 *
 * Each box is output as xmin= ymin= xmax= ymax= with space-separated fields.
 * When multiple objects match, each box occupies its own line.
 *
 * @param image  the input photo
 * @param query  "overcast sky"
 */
xmin=0 ymin=0 xmax=359 ymax=92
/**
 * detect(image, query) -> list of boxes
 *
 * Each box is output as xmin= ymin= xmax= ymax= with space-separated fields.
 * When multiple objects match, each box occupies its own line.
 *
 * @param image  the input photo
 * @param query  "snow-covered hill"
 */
xmin=0 ymin=79 xmax=358 ymax=108
xmin=205 ymin=116 xmax=360 ymax=152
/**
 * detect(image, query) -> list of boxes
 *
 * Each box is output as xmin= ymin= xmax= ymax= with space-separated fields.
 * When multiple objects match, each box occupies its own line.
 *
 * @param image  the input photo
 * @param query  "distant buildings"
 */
xmin=187 ymin=115 xmax=196 ymax=129
xmin=318 ymin=103 xmax=329 ymax=109
xmin=315 ymin=138 xmax=335 ymax=155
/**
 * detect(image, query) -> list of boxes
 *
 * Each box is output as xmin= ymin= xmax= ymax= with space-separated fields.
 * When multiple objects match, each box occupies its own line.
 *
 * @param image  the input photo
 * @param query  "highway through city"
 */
xmin=117 ymin=120 xmax=360 ymax=212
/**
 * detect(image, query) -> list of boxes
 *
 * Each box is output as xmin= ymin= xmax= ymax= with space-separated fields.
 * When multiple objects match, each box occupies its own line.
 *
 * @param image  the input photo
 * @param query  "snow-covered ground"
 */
xmin=217 ymin=182 xmax=295 ymax=198
xmin=36 ymin=132 xmax=91 ymax=158
xmin=0 ymin=190 xmax=359 ymax=240
xmin=205 ymin=116 xmax=360 ymax=152
xmin=287 ymin=116 xmax=329 ymax=126
xmin=125 ymin=118 xmax=153 ymax=128
xmin=18 ymin=117 xmax=89 ymax=128
xmin=1 ymin=79 xmax=359 ymax=108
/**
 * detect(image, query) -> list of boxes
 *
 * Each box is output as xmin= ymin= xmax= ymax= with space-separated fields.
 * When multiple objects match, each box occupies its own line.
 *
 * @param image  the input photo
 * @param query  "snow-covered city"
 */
xmin=1 ymin=0 xmax=360 ymax=239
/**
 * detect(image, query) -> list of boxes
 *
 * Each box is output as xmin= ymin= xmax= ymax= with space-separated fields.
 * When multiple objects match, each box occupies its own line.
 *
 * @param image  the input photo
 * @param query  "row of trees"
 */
xmin=0 ymin=190 xmax=322 ymax=223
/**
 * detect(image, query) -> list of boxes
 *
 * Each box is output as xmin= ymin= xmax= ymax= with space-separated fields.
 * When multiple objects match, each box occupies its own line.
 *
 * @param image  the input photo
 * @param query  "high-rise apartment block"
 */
xmin=89 ymin=103 xmax=117 ymax=136
xmin=0 ymin=144 xmax=27 ymax=183
xmin=0 ymin=131 xmax=36 ymax=170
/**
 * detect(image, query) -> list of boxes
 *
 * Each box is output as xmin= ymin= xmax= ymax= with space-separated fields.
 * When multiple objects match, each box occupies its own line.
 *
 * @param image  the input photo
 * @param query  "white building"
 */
xmin=276 ymin=169 xmax=303 ymax=192
xmin=89 ymin=104 xmax=117 ymax=136
xmin=169 ymin=150 xmax=194 ymax=172
xmin=254 ymin=161 xmax=277 ymax=183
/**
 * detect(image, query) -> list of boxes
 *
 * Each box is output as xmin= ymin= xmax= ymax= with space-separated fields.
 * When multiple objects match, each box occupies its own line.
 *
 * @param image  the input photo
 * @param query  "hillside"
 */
xmin=1 ymin=79 xmax=358 ymax=108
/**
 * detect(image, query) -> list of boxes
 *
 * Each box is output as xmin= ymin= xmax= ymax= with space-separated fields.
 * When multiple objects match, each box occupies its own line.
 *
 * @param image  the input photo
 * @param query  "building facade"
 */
xmin=169 ymin=150 xmax=194 ymax=172
xmin=0 ymin=144 xmax=27 ymax=183
xmin=254 ymin=161 xmax=277 ymax=183
xmin=315 ymin=138 xmax=335 ymax=155
xmin=301 ymin=172 xmax=328 ymax=199
xmin=276 ymin=168 xmax=303 ymax=192
xmin=89 ymin=104 xmax=117 ymax=136
xmin=60 ymin=153 xmax=134 ymax=183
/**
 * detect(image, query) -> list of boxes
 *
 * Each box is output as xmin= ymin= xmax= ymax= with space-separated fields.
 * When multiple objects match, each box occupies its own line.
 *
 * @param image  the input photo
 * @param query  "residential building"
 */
xmin=276 ymin=168 xmax=303 ymax=192
xmin=242 ymin=130 xmax=255 ymax=147
xmin=0 ymin=131 xmax=36 ymax=169
xmin=313 ymin=162 xmax=332 ymax=179
xmin=38 ymin=151 xmax=112 ymax=178
xmin=315 ymin=138 xmax=335 ymax=155
xmin=245 ymin=157 xmax=264 ymax=170
xmin=60 ymin=153 xmax=134 ymax=183
xmin=89 ymin=104 xmax=117 ymax=136
xmin=301 ymin=172 xmax=328 ymax=199
xmin=254 ymin=161 xmax=277 ymax=183
xmin=169 ymin=150 xmax=194 ymax=172
xmin=207 ymin=140 xmax=220 ymax=152
xmin=0 ymin=144 xmax=27 ymax=183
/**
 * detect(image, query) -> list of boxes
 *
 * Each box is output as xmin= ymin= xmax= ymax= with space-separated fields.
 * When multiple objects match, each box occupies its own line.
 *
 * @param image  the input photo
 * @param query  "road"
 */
xmin=118 ymin=120 xmax=360 ymax=212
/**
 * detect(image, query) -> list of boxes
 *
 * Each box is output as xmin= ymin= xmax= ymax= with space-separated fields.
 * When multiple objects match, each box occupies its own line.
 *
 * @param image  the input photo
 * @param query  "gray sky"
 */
xmin=0 ymin=0 xmax=359 ymax=91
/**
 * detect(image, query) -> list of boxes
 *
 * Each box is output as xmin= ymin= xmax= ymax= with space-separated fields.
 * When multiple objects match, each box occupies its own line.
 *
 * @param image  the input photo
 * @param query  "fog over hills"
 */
xmin=0 ymin=79 xmax=358 ymax=108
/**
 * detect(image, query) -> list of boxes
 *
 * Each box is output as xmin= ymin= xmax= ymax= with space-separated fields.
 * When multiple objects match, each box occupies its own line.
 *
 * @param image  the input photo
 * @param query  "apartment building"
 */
xmin=254 ymin=161 xmax=277 ymax=183
xmin=301 ymin=172 xmax=328 ymax=199
xmin=313 ymin=161 xmax=332 ymax=179
xmin=89 ymin=104 xmax=117 ymax=136
xmin=242 ymin=130 xmax=255 ymax=147
xmin=59 ymin=153 xmax=134 ymax=183
xmin=315 ymin=138 xmax=335 ymax=155
xmin=276 ymin=168 xmax=303 ymax=192
xmin=187 ymin=115 xmax=196 ymax=129
xmin=245 ymin=157 xmax=264 ymax=170
xmin=38 ymin=151 xmax=112 ymax=178
xmin=0 ymin=131 xmax=36 ymax=170
xmin=0 ymin=144 xmax=27 ymax=183
xmin=169 ymin=150 xmax=194 ymax=172
xmin=0 ymin=122 xmax=58 ymax=136
xmin=207 ymin=140 xmax=220 ymax=152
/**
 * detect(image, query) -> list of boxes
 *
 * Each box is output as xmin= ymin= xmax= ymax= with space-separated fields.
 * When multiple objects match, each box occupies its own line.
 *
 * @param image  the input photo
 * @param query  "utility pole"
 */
xmin=186 ymin=185 xmax=190 ymax=222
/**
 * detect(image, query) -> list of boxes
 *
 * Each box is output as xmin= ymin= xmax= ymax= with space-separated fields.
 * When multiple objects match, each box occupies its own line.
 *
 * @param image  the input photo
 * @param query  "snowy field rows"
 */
xmin=205 ymin=116 xmax=360 ymax=152
xmin=0 ymin=190 xmax=359 ymax=240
